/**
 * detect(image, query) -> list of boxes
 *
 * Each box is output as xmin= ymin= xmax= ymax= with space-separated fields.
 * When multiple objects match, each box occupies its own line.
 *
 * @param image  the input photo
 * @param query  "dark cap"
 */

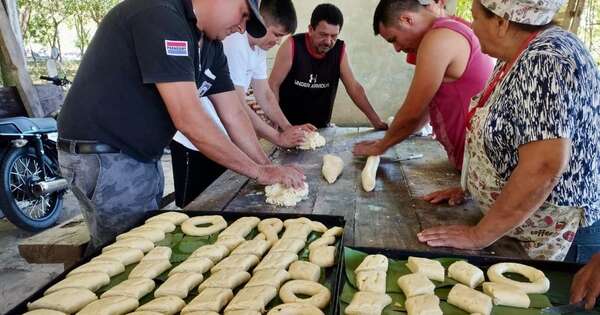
xmin=246 ymin=0 xmax=267 ymax=38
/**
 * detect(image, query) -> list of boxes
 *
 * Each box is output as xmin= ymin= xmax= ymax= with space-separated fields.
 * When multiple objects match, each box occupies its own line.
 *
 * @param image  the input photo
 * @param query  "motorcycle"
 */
xmin=0 ymin=76 xmax=70 ymax=231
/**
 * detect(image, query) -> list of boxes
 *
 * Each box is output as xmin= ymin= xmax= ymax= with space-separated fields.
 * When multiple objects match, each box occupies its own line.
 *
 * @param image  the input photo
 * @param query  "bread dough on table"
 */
xmin=23 ymin=310 xmax=66 ymax=315
xmin=270 ymin=238 xmax=306 ymax=254
xmin=289 ymin=261 xmax=321 ymax=282
xmin=134 ymin=220 xmax=176 ymax=232
xmin=154 ymin=272 xmax=204 ymax=298
xmin=93 ymin=247 xmax=145 ymax=266
xmin=141 ymin=246 xmax=172 ymax=262
xmin=67 ymin=260 xmax=125 ymax=278
xmin=77 ymin=296 xmax=139 ymax=315
xmin=361 ymin=156 xmax=380 ymax=192
xmin=181 ymin=215 xmax=228 ymax=236
xmin=322 ymin=226 xmax=343 ymax=238
xmin=344 ymin=291 xmax=392 ymax=315
xmin=116 ymin=228 xmax=165 ymax=243
xmin=283 ymin=218 xmax=327 ymax=233
xmin=482 ymin=282 xmax=530 ymax=308
xmin=356 ymin=270 xmax=386 ymax=294
xmin=406 ymin=256 xmax=445 ymax=282
xmin=397 ymin=273 xmax=435 ymax=298
xmin=146 ymin=211 xmax=189 ymax=225
xmin=128 ymin=259 xmax=171 ymax=279
xmin=245 ymin=269 xmax=291 ymax=289
xmin=136 ymin=296 xmax=185 ymax=315
xmin=258 ymin=218 xmax=284 ymax=244
xmin=211 ymin=254 xmax=260 ymax=273
xmin=447 ymin=283 xmax=493 ymax=315
xmin=487 ymin=262 xmax=550 ymax=294
xmin=230 ymin=239 xmax=271 ymax=257
xmin=448 ymin=261 xmax=485 ymax=288
xmin=308 ymin=236 xmax=336 ymax=251
xmin=224 ymin=285 xmax=278 ymax=312
xmin=298 ymin=131 xmax=326 ymax=150
xmin=189 ymin=244 xmax=230 ymax=262
xmin=126 ymin=312 xmax=163 ymax=315
xmin=281 ymin=223 xmax=313 ymax=241
xmin=225 ymin=311 xmax=261 ymax=315
xmin=103 ymin=237 xmax=155 ymax=253
xmin=355 ymin=254 xmax=388 ymax=273
xmin=267 ymin=303 xmax=324 ymax=315
xmin=185 ymin=312 xmax=221 ymax=315
xmin=265 ymin=183 xmax=309 ymax=207
xmin=215 ymin=235 xmax=246 ymax=251
xmin=219 ymin=217 xmax=260 ymax=238
xmin=101 ymin=278 xmax=155 ymax=299
xmin=279 ymin=280 xmax=331 ymax=309
xmin=182 ymin=287 xmax=234 ymax=313
xmin=322 ymin=154 xmax=344 ymax=184
xmin=27 ymin=288 xmax=97 ymax=313
xmin=309 ymin=246 xmax=336 ymax=268
xmin=198 ymin=270 xmax=251 ymax=290
xmin=405 ymin=294 xmax=442 ymax=315
xmin=254 ymin=252 xmax=298 ymax=272
xmin=45 ymin=272 xmax=110 ymax=295
xmin=168 ymin=257 xmax=214 ymax=276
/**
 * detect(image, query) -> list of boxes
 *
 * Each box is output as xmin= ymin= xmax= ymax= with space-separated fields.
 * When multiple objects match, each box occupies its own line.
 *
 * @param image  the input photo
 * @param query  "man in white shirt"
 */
xmin=171 ymin=0 xmax=308 ymax=208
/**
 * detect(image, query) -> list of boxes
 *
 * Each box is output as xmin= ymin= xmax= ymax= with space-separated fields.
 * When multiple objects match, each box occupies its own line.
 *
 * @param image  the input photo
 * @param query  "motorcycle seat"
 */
xmin=0 ymin=117 xmax=57 ymax=134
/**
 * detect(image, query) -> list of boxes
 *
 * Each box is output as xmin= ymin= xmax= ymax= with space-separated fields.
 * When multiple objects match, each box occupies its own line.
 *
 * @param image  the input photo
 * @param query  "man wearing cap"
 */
xmin=57 ymin=0 xmax=305 ymax=249
xmin=269 ymin=3 xmax=388 ymax=130
xmin=170 ymin=0 xmax=313 ymax=208
xmin=353 ymin=0 xmax=494 ymax=171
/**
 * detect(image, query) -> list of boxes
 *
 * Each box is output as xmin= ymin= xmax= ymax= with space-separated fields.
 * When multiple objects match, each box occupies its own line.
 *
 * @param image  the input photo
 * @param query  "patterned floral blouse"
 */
xmin=482 ymin=26 xmax=600 ymax=227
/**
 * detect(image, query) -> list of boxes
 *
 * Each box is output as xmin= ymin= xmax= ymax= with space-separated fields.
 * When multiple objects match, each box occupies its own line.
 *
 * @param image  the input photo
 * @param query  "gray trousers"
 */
xmin=58 ymin=151 xmax=164 ymax=251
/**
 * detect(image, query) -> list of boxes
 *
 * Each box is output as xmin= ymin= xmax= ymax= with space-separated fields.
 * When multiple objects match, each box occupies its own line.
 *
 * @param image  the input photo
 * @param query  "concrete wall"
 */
xmin=267 ymin=0 xmax=415 ymax=127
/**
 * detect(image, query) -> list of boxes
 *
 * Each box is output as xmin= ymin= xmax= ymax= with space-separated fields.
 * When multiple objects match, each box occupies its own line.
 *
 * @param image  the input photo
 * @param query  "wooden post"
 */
xmin=0 ymin=1 xmax=43 ymax=117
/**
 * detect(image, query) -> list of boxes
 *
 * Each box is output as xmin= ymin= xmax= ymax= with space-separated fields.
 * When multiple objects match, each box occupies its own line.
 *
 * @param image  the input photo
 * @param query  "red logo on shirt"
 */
xmin=165 ymin=40 xmax=188 ymax=56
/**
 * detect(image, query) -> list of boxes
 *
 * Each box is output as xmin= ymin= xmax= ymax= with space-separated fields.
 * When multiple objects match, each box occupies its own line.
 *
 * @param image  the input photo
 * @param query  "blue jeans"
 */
xmin=565 ymin=219 xmax=600 ymax=263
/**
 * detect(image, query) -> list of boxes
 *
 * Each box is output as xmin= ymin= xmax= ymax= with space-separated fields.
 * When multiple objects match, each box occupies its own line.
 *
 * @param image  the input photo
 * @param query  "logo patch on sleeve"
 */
xmin=165 ymin=40 xmax=188 ymax=56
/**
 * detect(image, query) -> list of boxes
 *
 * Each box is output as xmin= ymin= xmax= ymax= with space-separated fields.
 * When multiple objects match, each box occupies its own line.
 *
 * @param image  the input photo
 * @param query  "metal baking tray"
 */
xmin=7 ymin=210 xmax=346 ymax=315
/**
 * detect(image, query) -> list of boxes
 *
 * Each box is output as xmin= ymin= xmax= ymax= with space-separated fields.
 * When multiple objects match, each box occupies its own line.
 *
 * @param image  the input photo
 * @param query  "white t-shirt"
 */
xmin=173 ymin=32 xmax=268 ymax=151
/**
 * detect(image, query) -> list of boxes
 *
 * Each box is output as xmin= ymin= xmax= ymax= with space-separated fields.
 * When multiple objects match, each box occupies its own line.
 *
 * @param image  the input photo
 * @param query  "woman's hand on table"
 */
xmin=277 ymin=127 xmax=306 ymax=148
xmin=422 ymin=187 xmax=466 ymax=206
xmin=571 ymin=253 xmax=600 ymax=310
xmin=417 ymin=225 xmax=490 ymax=250
xmin=256 ymin=164 xmax=305 ymax=188
xmin=353 ymin=140 xmax=387 ymax=157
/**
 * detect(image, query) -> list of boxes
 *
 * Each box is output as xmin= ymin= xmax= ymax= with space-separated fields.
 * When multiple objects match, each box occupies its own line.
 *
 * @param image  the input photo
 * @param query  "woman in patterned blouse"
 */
xmin=417 ymin=0 xmax=600 ymax=261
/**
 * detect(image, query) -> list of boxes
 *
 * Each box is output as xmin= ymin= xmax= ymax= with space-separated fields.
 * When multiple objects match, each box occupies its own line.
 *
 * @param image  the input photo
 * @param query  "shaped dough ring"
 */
xmin=487 ymin=262 xmax=550 ymax=294
xmin=279 ymin=280 xmax=331 ymax=309
xmin=182 ymin=216 xmax=228 ymax=236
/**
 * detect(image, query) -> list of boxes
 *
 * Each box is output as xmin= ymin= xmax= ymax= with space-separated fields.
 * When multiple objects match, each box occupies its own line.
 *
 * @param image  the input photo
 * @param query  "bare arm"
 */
xmin=252 ymin=79 xmax=292 ymax=130
xmin=353 ymin=29 xmax=469 ymax=156
xmin=208 ymin=89 xmax=270 ymax=165
xmin=268 ymin=38 xmax=293 ymax=102
xmin=418 ymin=138 xmax=572 ymax=249
xmin=157 ymin=82 xmax=260 ymax=178
xmin=339 ymin=51 xmax=386 ymax=130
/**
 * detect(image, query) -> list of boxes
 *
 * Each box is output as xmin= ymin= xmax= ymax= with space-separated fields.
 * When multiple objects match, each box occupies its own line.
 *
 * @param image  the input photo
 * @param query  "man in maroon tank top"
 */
xmin=269 ymin=3 xmax=387 ymax=129
xmin=353 ymin=0 xmax=494 ymax=171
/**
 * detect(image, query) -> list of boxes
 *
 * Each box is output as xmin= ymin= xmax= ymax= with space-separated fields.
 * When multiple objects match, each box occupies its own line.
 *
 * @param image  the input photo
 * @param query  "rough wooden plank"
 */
xmin=0 ymin=85 xmax=63 ymax=118
xmin=18 ymin=215 xmax=89 ymax=266
xmin=312 ymin=127 xmax=359 ymax=246
xmin=0 ymin=5 xmax=44 ymax=117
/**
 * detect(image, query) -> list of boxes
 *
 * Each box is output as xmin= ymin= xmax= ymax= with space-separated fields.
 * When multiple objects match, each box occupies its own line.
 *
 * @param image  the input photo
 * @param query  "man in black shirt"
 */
xmin=269 ymin=3 xmax=387 ymax=129
xmin=58 ymin=0 xmax=305 ymax=249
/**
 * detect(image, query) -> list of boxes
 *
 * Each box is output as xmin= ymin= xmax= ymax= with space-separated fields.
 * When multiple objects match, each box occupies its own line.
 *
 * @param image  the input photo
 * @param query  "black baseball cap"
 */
xmin=246 ymin=0 xmax=267 ymax=38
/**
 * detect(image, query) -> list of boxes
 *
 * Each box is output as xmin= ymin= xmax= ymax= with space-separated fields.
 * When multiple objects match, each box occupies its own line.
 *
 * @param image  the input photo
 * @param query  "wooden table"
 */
xmin=186 ymin=127 xmax=528 ymax=259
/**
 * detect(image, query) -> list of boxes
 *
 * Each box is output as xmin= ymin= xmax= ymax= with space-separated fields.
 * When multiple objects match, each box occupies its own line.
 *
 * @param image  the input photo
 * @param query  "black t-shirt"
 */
xmin=279 ymin=33 xmax=344 ymax=128
xmin=58 ymin=0 xmax=234 ymax=162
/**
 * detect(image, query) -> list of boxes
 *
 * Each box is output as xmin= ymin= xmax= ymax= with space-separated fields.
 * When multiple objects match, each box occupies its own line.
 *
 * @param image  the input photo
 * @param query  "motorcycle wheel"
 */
xmin=0 ymin=147 xmax=63 ymax=231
